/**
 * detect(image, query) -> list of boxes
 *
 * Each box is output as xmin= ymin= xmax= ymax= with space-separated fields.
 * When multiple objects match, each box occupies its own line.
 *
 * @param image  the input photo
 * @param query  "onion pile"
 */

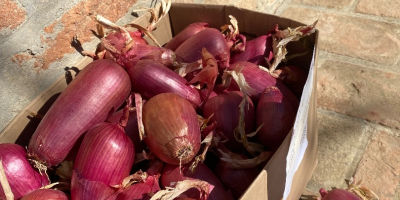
xmin=2 ymin=2 xmax=319 ymax=199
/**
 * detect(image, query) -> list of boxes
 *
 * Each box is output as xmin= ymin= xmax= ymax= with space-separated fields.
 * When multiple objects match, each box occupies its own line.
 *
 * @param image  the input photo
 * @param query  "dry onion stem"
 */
xmin=346 ymin=177 xmax=379 ymax=200
xmin=218 ymin=149 xmax=274 ymax=169
xmin=134 ymin=93 xmax=146 ymax=140
xmin=0 ymin=160 xmax=14 ymax=200
xmin=150 ymin=179 xmax=211 ymax=200
xmin=189 ymin=132 xmax=214 ymax=172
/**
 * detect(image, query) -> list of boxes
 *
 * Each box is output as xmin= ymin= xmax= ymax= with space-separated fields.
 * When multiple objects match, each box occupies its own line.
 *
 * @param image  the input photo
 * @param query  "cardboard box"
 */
xmin=0 ymin=3 xmax=319 ymax=200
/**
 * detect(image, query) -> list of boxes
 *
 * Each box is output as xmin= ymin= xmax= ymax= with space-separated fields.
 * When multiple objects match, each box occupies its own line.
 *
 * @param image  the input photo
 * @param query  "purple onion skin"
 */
xmin=256 ymin=87 xmax=298 ymax=151
xmin=203 ymin=91 xmax=255 ymax=152
xmin=161 ymin=163 xmax=234 ymax=200
xmin=320 ymin=189 xmax=361 ymax=200
xmin=121 ymin=44 xmax=169 ymax=70
xmin=165 ymin=22 xmax=209 ymax=51
xmin=175 ymin=28 xmax=230 ymax=69
xmin=128 ymin=60 xmax=201 ymax=107
xmin=20 ymin=189 xmax=68 ymax=200
xmin=28 ymin=59 xmax=131 ymax=167
xmin=230 ymin=34 xmax=274 ymax=66
xmin=71 ymin=122 xmax=135 ymax=200
xmin=115 ymin=176 xmax=160 ymax=200
xmin=0 ymin=144 xmax=49 ymax=199
xmin=143 ymin=93 xmax=201 ymax=165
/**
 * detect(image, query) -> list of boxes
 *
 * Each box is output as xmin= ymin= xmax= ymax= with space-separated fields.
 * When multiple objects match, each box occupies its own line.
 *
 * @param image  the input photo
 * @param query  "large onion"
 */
xmin=0 ymin=144 xmax=49 ymax=199
xmin=165 ymin=22 xmax=209 ymax=51
xmin=143 ymin=93 xmax=201 ymax=165
xmin=230 ymin=33 xmax=274 ymax=66
xmin=20 ymin=189 xmax=68 ymax=200
xmin=28 ymin=59 xmax=131 ymax=168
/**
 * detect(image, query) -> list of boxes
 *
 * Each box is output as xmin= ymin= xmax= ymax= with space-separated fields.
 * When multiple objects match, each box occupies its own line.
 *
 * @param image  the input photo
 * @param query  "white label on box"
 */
xmin=283 ymin=47 xmax=316 ymax=200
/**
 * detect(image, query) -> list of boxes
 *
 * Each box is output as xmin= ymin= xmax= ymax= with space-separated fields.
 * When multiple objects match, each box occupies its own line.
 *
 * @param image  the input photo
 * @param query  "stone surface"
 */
xmin=203 ymin=0 xmax=258 ymax=10
xmin=0 ymin=0 xmax=26 ymax=32
xmin=293 ymin=0 xmax=353 ymax=9
xmin=356 ymin=0 xmax=400 ymax=19
xmin=353 ymin=125 xmax=400 ymax=199
xmin=280 ymin=7 xmax=400 ymax=66
xmin=317 ymin=60 xmax=400 ymax=129
xmin=305 ymin=109 xmax=372 ymax=193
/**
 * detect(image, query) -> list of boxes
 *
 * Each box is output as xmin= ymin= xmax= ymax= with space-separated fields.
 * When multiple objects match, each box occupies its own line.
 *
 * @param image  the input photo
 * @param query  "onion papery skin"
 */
xmin=71 ymin=122 xmax=135 ymax=200
xmin=320 ymin=189 xmax=361 ymax=200
xmin=108 ymin=109 xmax=146 ymax=154
xmin=28 ymin=59 xmax=131 ymax=167
xmin=256 ymin=87 xmax=298 ymax=151
xmin=175 ymin=28 xmax=230 ymax=70
xmin=105 ymin=31 xmax=148 ymax=53
xmin=143 ymin=93 xmax=201 ymax=165
xmin=165 ymin=22 xmax=209 ymax=51
xmin=20 ymin=189 xmax=69 ymax=200
xmin=230 ymin=34 xmax=274 ymax=66
xmin=115 ymin=176 xmax=160 ymax=200
xmin=215 ymin=155 xmax=260 ymax=199
xmin=227 ymin=61 xmax=298 ymax=107
xmin=120 ymin=44 xmax=174 ymax=70
xmin=160 ymin=163 xmax=234 ymax=200
xmin=203 ymin=91 xmax=255 ymax=152
xmin=0 ymin=144 xmax=49 ymax=199
xmin=128 ymin=60 xmax=201 ymax=107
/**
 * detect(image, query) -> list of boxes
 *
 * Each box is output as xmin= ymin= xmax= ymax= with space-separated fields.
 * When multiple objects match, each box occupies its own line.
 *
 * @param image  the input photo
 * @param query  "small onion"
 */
xmin=71 ymin=121 xmax=135 ymax=200
xmin=160 ymin=163 xmax=234 ymax=200
xmin=143 ymin=93 xmax=201 ymax=165
xmin=165 ymin=22 xmax=209 ymax=51
xmin=256 ymin=86 xmax=298 ymax=151
xmin=230 ymin=34 xmax=273 ymax=66
xmin=203 ymin=91 xmax=255 ymax=152
xmin=127 ymin=60 xmax=201 ymax=107
xmin=20 ymin=189 xmax=68 ymax=200
xmin=0 ymin=144 xmax=49 ymax=199
xmin=320 ymin=188 xmax=361 ymax=200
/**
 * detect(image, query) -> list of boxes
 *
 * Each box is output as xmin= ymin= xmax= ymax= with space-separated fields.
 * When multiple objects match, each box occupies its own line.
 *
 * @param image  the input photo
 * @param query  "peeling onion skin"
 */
xmin=175 ymin=28 xmax=230 ymax=70
xmin=20 ymin=189 xmax=69 ymax=200
xmin=165 ymin=22 xmax=209 ymax=51
xmin=127 ymin=60 xmax=201 ymax=108
xmin=256 ymin=86 xmax=298 ymax=151
xmin=28 ymin=59 xmax=131 ymax=168
xmin=203 ymin=91 xmax=255 ymax=152
xmin=0 ymin=144 xmax=49 ymax=199
xmin=230 ymin=34 xmax=274 ymax=66
xmin=71 ymin=122 xmax=135 ymax=200
xmin=143 ymin=93 xmax=201 ymax=165
xmin=320 ymin=188 xmax=362 ymax=200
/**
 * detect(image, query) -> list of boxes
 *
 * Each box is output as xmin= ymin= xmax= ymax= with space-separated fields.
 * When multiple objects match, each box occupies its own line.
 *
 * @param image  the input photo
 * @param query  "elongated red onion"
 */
xmin=230 ymin=25 xmax=277 ymax=65
xmin=127 ymin=60 xmax=201 ymax=107
xmin=143 ymin=93 xmax=201 ymax=165
xmin=28 ymin=59 xmax=131 ymax=168
xmin=203 ymin=91 xmax=255 ymax=152
xmin=0 ymin=144 xmax=49 ymax=199
xmin=215 ymin=154 xmax=260 ymax=199
xmin=165 ymin=22 xmax=209 ymax=51
xmin=273 ymin=65 xmax=308 ymax=99
xmin=175 ymin=28 xmax=230 ymax=70
xmin=20 ymin=189 xmax=68 ymax=200
xmin=71 ymin=121 xmax=135 ymax=200
xmin=320 ymin=188 xmax=361 ymax=200
xmin=160 ymin=163 xmax=234 ymax=200
xmin=256 ymin=86 xmax=298 ymax=151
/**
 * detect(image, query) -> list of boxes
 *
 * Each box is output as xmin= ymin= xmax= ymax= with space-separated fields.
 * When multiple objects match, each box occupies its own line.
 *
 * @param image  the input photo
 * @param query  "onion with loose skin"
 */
xmin=256 ymin=86 xmax=298 ymax=151
xmin=71 ymin=113 xmax=135 ymax=200
xmin=319 ymin=188 xmax=362 ymax=200
xmin=160 ymin=163 xmax=234 ymax=200
xmin=142 ymin=93 xmax=201 ymax=165
xmin=0 ymin=144 xmax=49 ymax=199
xmin=20 ymin=189 xmax=68 ymax=200
xmin=27 ymin=59 xmax=131 ymax=169
xmin=203 ymin=91 xmax=255 ymax=152
xmin=128 ymin=60 xmax=201 ymax=107
xmin=165 ymin=22 xmax=209 ymax=51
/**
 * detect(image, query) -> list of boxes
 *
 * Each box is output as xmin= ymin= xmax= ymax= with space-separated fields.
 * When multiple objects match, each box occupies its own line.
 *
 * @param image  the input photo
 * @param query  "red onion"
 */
xmin=203 ymin=91 xmax=255 ymax=152
xmin=165 ymin=22 xmax=209 ymax=51
xmin=273 ymin=65 xmax=308 ymax=99
xmin=142 ymin=93 xmax=201 ymax=165
xmin=71 ymin=121 xmax=135 ymax=200
xmin=160 ymin=163 xmax=234 ymax=200
xmin=0 ymin=144 xmax=49 ymax=199
xmin=127 ymin=60 xmax=201 ymax=107
xmin=215 ymin=154 xmax=260 ymax=199
xmin=28 ymin=59 xmax=131 ymax=168
xmin=20 ymin=189 xmax=68 ymax=200
xmin=256 ymin=86 xmax=298 ymax=151
xmin=320 ymin=188 xmax=361 ymax=200
xmin=175 ymin=28 xmax=230 ymax=70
